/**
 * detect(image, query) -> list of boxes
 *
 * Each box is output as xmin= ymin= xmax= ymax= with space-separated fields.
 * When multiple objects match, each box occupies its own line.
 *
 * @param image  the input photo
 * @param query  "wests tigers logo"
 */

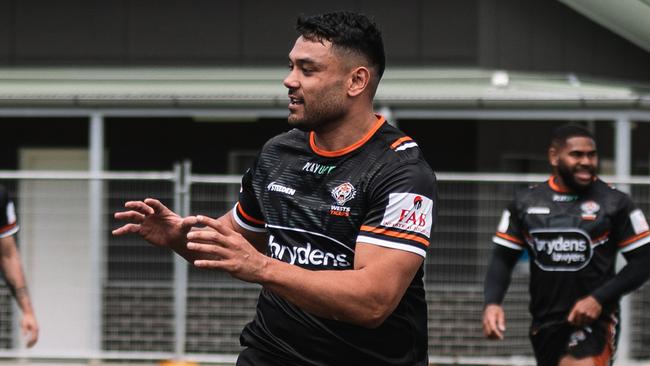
xmin=331 ymin=182 xmax=356 ymax=206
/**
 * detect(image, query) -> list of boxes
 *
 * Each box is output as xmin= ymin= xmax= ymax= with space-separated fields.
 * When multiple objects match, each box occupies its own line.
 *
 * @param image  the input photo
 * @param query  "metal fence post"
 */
xmin=89 ymin=112 xmax=105 ymax=358
xmin=172 ymin=161 xmax=191 ymax=360
xmin=615 ymin=116 xmax=632 ymax=364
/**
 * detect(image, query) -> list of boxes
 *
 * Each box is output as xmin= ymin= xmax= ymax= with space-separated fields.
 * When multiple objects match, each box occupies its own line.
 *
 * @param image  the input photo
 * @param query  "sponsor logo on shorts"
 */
xmin=568 ymin=327 xmax=592 ymax=348
xmin=381 ymin=193 xmax=433 ymax=238
xmin=528 ymin=229 xmax=593 ymax=271
xmin=268 ymin=235 xmax=350 ymax=267
xmin=266 ymin=181 xmax=296 ymax=196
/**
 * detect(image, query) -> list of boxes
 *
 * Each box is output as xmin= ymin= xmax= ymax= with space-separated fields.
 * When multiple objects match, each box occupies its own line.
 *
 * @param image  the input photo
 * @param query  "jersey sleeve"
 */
xmin=356 ymin=162 xmax=437 ymax=258
xmin=0 ymin=186 xmax=19 ymax=238
xmin=492 ymin=200 xmax=526 ymax=251
xmin=232 ymin=159 xmax=267 ymax=233
xmin=613 ymin=195 xmax=650 ymax=253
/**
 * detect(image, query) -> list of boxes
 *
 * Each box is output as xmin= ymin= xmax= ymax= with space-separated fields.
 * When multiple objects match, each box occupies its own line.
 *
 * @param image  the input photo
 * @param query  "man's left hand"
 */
xmin=567 ymin=295 xmax=602 ymax=326
xmin=186 ymin=215 xmax=269 ymax=283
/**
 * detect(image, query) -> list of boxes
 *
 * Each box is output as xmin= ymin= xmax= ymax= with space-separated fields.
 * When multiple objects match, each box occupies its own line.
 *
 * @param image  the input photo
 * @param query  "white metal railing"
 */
xmin=0 ymin=168 xmax=648 ymax=365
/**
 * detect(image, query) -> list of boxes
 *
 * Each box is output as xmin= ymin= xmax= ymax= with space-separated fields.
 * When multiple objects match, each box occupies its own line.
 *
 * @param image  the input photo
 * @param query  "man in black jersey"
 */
xmin=0 ymin=185 xmax=39 ymax=347
xmin=114 ymin=11 xmax=436 ymax=366
xmin=483 ymin=125 xmax=650 ymax=366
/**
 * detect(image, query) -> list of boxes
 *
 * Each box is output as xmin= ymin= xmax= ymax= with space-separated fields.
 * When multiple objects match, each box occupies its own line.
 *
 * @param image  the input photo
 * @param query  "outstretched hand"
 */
xmin=113 ymin=198 xmax=196 ymax=249
xmin=186 ymin=215 xmax=269 ymax=283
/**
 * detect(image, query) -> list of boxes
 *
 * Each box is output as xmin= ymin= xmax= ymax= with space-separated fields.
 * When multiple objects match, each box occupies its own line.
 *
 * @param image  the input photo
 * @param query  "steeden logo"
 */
xmin=266 ymin=181 xmax=296 ymax=196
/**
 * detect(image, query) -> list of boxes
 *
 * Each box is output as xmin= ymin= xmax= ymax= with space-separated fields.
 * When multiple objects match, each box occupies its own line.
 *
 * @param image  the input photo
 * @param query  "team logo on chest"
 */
xmin=331 ymin=182 xmax=356 ymax=205
xmin=329 ymin=182 xmax=356 ymax=217
xmin=580 ymin=200 xmax=600 ymax=221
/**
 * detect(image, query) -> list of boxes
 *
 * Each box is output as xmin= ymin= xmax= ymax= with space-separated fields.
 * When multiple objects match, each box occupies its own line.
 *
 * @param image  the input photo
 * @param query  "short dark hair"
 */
xmin=550 ymin=124 xmax=596 ymax=148
xmin=296 ymin=11 xmax=386 ymax=81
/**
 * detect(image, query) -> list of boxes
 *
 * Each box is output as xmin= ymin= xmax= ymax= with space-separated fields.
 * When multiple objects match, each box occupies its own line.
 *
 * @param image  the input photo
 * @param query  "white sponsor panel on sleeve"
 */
xmin=380 ymin=193 xmax=433 ymax=238
xmin=630 ymin=209 xmax=650 ymax=234
xmin=497 ymin=209 xmax=510 ymax=233
xmin=6 ymin=201 xmax=16 ymax=224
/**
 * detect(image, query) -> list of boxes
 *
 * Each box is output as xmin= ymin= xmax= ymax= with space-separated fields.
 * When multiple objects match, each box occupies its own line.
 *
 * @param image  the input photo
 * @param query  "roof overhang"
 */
xmin=0 ymin=67 xmax=648 ymax=113
xmin=558 ymin=0 xmax=650 ymax=53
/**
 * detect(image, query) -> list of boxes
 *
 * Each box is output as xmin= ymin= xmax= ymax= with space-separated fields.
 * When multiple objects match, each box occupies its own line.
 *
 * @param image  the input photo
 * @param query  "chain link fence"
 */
xmin=0 ymin=169 xmax=649 ymax=365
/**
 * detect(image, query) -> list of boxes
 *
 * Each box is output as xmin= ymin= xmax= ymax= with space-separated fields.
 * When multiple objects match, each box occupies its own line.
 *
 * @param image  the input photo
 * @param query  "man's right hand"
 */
xmin=482 ymin=303 xmax=506 ymax=340
xmin=112 ymin=198 xmax=195 ymax=249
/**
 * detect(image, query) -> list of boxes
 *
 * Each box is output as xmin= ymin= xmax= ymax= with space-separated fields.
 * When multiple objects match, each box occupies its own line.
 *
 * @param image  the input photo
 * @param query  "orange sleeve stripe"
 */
xmin=619 ymin=231 xmax=650 ymax=248
xmin=495 ymin=232 xmax=524 ymax=245
xmin=390 ymin=136 xmax=413 ymax=149
xmin=236 ymin=203 xmax=265 ymax=225
xmin=0 ymin=222 xmax=16 ymax=233
xmin=360 ymin=225 xmax=429 ymax=247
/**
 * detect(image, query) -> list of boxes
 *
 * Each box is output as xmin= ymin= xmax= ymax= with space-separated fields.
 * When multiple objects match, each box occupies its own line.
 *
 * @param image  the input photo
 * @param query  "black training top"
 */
xmin=233 ymin=115 xmax=437 ymax=366
xmin=493 ymin=178 xmax=650 ymax=323
xmin=0 ymin=185 xmax=19 ymax=238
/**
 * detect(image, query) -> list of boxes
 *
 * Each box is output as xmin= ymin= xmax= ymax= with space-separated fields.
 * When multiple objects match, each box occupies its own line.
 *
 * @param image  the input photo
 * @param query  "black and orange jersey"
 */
xmin=493 ymin=177 xmax=650 ymax=322
xmin=0 ymin=185 xmax=19 ymax=239
xmin=234 ymin=115 xmax=437 ymax=366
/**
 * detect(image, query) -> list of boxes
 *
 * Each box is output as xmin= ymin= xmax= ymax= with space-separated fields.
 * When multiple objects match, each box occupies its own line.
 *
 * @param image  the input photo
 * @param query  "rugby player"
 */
xmin=0 ymin=185 xmax=38 ymax=348
xmin=482 ymin=125 xmax=650 ymax=366
xmin=114 ymin=11 xmax=437 ymax=366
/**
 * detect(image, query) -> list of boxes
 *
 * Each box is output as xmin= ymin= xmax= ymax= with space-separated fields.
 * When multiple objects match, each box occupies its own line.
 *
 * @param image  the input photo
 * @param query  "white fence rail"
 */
xmin=0 ymin=167 xmax=648 ymax=365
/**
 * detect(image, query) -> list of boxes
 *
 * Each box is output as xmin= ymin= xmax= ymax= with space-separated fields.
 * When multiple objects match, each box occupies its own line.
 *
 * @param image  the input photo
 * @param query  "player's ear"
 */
xmin=548 ymin=147 xmax=559 ymax=167
xmin=347 ymin=66 xmax=370 ymax=97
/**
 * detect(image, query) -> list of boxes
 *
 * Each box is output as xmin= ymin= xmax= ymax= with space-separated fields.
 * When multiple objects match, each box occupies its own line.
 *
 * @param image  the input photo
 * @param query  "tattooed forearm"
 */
xmin=8 ymin=285 xmax=28 ymax=300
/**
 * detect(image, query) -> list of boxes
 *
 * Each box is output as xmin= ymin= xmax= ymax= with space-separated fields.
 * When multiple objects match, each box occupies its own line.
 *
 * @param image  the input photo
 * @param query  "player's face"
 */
xmin=283 ymin=36 xmax=350 ymax=131
xmin=551 ymin=136 xmax=598 ymax=192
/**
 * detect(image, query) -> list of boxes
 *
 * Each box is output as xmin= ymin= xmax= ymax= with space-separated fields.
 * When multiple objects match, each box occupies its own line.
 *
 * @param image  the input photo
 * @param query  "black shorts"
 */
xmin=529 ymin=314 xmax=619 ymax=366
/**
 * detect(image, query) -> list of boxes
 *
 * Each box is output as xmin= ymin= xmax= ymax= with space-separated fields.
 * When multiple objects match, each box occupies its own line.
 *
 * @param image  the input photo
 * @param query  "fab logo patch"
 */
xmin=380 ymin=193 xmax=434 ymax=237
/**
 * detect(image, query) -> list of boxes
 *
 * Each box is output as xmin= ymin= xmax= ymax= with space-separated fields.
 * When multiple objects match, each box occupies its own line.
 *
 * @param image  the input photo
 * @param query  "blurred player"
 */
xmin=114 ymin=11 xmax=437 ymax=366
xmin=483 ymin=125 xmax=650 ymax=366
xmin=0 ymin=185 xmax=38 ymax=348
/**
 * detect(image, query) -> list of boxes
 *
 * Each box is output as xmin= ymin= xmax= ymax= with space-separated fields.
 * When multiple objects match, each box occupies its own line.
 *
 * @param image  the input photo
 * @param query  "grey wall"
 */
xmin=0 ymin=0 xmax=649 ymax=80
xmin=478 ymin=0 xmax=650 ymax=80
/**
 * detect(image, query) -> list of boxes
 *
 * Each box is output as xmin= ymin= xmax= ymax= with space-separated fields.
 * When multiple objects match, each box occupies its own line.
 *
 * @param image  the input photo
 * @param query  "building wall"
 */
xmin=0 ymin=0 xmax=648 ymax=81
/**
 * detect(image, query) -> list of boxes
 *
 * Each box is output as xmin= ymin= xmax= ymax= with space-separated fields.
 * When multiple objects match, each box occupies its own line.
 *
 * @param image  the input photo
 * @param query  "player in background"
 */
xmin=0 ymin=185 xmax=39 ymax=348
xmin=483 ymin=125 xmax=650 ymax=366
